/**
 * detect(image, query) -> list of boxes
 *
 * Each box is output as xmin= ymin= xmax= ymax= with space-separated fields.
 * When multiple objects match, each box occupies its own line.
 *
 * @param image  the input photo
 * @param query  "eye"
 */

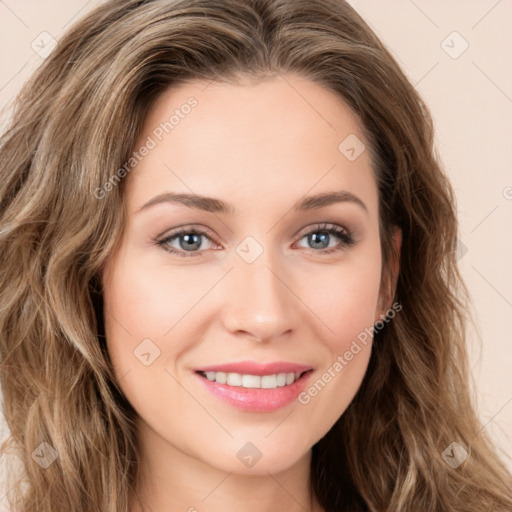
xmin=155 ymin=222 xmax=355 ymax=258
xmin=156 ymin=226 xmax=219 ymax=258
xmin=294 ymin=223 xmax=355 ymax=255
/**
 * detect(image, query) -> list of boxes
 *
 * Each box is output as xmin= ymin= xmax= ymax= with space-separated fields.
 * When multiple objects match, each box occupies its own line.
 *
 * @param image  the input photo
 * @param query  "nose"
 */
xmin=220 ymin=250 xmax=301 ymax=343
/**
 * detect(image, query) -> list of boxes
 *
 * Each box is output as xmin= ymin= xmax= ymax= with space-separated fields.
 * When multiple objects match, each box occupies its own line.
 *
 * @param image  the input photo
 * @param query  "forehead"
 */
xmin=125 ymin=74 xmax=377 ymax=218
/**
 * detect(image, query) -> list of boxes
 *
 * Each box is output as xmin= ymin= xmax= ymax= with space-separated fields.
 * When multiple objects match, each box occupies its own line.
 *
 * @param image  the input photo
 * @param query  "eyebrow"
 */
xmin=137 ymin=190 xmax=368 ymax=215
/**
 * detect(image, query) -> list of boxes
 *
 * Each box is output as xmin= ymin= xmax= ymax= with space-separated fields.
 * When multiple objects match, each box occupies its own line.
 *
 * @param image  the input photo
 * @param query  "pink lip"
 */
xmin=193 ymin=361 xmax=314 ymax=413
xmin=194 ymin=360 xmax=312 ymax=376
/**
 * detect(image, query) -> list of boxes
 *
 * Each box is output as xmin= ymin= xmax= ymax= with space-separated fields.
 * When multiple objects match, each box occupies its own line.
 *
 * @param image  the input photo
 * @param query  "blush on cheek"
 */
xmin=318 ymin=280 xmax=380 ymax=350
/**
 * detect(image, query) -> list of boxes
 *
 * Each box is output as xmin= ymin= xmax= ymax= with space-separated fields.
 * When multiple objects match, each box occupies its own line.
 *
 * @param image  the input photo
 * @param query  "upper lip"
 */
xmin=195 ymin=361 xmax=313 ymax=376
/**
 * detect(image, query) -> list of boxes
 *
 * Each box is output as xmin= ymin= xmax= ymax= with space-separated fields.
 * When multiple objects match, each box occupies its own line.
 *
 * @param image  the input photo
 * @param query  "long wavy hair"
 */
xmin=0 ymin=0 xmax=511 ymax=510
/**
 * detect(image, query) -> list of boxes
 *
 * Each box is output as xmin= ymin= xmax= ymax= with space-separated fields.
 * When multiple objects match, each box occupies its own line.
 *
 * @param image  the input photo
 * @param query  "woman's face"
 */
xmin=102 ymin=73 xmax=396 ymax=475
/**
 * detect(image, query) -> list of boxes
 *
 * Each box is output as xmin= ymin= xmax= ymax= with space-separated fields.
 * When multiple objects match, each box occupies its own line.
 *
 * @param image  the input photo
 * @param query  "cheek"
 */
xmin=292 ymin=246 xmax=382 ymax=431
xmin=324 ymin=269 xmax=381 ymax=349
xmin=102 ymin=249 xmax=212 ymax=361
xmin=101 ymin=251 xmax=206 ymax=427
xmin=307 ymin=245 xmax=383 ymax=352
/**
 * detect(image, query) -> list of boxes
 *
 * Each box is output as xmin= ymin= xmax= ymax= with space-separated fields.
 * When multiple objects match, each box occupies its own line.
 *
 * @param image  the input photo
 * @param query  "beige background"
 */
xmin=0 ymin=0 xmax=511 ymax=504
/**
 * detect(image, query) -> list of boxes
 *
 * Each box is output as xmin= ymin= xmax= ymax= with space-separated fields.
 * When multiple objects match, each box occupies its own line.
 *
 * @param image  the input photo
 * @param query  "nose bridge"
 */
xmin=221 ymin=242 xmax=298 ymax=341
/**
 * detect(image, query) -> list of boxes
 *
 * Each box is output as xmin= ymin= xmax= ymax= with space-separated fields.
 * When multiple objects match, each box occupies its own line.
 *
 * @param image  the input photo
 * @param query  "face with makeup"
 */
xmin=102 ymin=73 xmax=399 ymax=487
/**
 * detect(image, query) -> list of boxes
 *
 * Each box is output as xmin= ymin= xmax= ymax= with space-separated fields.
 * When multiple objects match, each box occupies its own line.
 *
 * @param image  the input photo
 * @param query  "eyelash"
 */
xmin=155 ymin=223 xmax=355 ymax=258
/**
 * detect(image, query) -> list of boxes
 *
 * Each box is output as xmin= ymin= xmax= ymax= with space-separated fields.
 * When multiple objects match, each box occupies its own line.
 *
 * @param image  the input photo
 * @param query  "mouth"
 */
xmin=193 ymin=363 xmax=314 ymax=412
xmin=196 ymin=369 xmax=312 ymax=389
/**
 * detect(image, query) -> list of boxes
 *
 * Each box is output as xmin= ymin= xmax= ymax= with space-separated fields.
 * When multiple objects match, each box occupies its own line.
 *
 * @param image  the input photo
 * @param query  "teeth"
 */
xmin=276 ymin=373 xmax=286 ymax=386
xmin=202 ymin=371 xmax=303 ymax=389
xmin=215 ymin=371 xmax=227 ymax=384
xmin=242 ymin=374 xmax=260 ymax=388
xmin=227 ymin=373 xmax=242 ymax=386
xmin=261 ymin=374 xmax=276 ymax=389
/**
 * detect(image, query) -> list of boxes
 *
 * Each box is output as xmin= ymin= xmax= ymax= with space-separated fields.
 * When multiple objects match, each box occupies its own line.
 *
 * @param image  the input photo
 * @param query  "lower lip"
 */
xmin=194 ymin=371 xmax=313 ymax=412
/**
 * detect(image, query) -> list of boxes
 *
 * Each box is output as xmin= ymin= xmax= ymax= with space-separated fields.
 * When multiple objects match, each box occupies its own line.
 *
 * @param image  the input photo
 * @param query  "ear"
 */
xmin=375 ymin=226 xmax=402 ymax=322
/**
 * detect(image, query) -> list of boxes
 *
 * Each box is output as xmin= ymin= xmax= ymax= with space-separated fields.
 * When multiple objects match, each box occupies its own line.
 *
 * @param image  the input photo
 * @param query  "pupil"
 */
xmin=181 ymin=233 xmax=201 ymax=250
xmin=310 ymin=232 xmax=328 ymax=249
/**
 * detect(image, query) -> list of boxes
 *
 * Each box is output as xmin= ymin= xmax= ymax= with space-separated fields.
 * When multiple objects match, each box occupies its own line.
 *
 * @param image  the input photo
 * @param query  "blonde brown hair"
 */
xmin=1 ymin=0 xmax=511 ymax=510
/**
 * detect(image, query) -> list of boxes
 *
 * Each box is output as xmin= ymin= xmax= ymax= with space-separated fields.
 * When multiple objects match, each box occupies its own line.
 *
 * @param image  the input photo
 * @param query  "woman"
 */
xmin=0 ymin=0 xmax=510 ymax=511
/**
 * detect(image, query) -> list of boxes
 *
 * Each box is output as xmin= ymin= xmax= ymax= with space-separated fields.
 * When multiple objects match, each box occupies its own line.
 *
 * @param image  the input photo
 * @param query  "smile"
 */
xmin=194 ymin=363 xmax=314 ymax=412
xmin=198 ymin=370 xmax=307 ymax=389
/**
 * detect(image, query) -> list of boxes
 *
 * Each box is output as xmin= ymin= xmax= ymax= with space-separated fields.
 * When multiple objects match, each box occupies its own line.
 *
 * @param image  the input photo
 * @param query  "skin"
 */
xmin=101 ymin=73 xmax=401 ymax=512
